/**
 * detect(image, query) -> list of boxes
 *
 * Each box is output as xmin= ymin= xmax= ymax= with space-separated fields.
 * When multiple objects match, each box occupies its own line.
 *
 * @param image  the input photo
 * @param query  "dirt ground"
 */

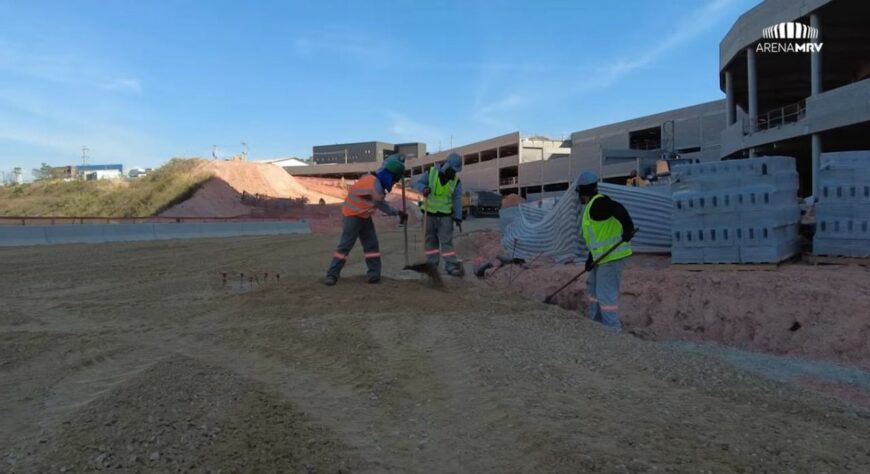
xmin=2 ymin=224 xmax=869 ymax=472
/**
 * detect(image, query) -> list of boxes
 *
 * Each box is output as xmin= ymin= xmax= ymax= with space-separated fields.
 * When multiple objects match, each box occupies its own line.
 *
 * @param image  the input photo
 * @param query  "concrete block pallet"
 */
xmin=814 ymin=151 xmax=870 ymax=257
xmin=671 ymin=156 xmax=801 ymax=264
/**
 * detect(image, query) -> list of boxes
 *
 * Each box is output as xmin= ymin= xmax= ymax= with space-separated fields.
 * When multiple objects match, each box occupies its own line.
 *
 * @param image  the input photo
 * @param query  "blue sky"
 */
xmin=0 ymin=0 xmax=758 ymax=177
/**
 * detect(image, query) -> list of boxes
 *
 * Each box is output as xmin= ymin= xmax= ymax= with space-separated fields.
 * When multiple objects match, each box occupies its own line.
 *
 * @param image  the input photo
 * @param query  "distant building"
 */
xmin=311 ymin=141 xmax=426 ymax=165
xmin=258 ymin=157 xmax=310 ymax=167
xmin=76 ymin=164 xmax=124 ymax=180
xmin=128 ymin=167 xmax=150 ymax=178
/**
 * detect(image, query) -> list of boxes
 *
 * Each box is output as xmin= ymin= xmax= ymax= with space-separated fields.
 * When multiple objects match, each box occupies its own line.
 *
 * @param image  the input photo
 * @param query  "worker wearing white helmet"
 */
xmin=414 ymin=152 xmax=465 ymax=276
xmin=575 ymin=171 xmax=635 ymax=330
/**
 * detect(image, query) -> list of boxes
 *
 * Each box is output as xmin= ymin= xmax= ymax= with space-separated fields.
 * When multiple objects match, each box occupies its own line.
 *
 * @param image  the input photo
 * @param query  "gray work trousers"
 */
xmin=586 ymin=258 xmax=626 ymax=331
xmin=424 ymin=214 xmax=460 ymax=273
xmin=326 ymin=216 xmax=381 ymax=280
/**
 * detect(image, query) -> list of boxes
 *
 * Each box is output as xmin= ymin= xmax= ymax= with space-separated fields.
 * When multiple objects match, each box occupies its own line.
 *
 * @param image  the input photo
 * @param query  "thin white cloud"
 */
xmin=103 ymin=78 xmax=142 ymax=94
xmin=0 ymin=122 xmax=155 ymax=166
xmin=0 ymin=39 xmax=141 ymax=94
xmin=463 ymin=0 xmax=741 ymax=129
xmin=386 ymin=111 xmax=443 ymax=145
xmin=292 ymin=30 xmax=393 ymax=63
xmin=473 ymin=93 xmax=527 ymax=128
xmin=572 ymin=0 xmax=738 ymax=91
xmin=0 ymin=91 xmax=160 ymax=167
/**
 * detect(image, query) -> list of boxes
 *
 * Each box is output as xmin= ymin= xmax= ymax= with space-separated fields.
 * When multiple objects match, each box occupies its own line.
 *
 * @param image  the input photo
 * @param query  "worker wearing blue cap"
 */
xmin=414 ymin=152 xmax=465 ymax=276
xmin=575 ymin=171 xmax=635 ymax=330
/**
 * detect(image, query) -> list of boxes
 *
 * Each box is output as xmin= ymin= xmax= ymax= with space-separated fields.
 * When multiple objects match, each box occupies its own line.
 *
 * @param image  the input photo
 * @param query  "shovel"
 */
xmin=403 ymin=195 xmax=444 ymax=287
xmin=401 ymin=178 xmax=409 ymax=267
xmin=543 ymin=228 xmax=638 ymax=304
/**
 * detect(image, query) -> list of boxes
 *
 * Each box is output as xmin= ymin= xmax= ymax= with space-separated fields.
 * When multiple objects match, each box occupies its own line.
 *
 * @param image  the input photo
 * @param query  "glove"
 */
xmin=422 ymin=187 xmax=431 ymax=197
xmin=398 ymin=211 xmax=408 ymax=225
xmin=453 ymin=218 xmax=462 ymax=232
xmin=584 ymin=254 xmax=594 ymax=272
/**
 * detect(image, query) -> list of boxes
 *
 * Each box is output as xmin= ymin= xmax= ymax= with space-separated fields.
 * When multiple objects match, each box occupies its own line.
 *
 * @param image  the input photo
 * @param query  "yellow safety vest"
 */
xmin=422 ymin=167 xmax=457 ymax=214
xmin=581 ymin=194 xmax=632 ymax=264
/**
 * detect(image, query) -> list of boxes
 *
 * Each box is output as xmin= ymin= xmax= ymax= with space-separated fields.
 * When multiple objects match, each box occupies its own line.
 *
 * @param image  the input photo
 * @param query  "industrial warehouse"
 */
xmin=0 ymin=0 xmax=868 ymax=472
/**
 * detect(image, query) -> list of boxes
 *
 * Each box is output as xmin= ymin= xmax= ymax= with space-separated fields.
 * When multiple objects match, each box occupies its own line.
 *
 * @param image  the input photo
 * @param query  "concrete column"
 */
xmin=812 ymin=133 xmax=822 ymax=198
xmin=747 ymin=47 xmax=758 ymax=132
xmin=811 ymin=13 xmax=822 ymax=96
xmin=725 ymin=70 xmax=736 ymax=125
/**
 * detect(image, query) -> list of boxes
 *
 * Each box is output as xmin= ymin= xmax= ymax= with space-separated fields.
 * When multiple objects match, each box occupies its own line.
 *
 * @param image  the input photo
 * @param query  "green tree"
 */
xmin=31 ymin=163 xmax=55 ymax=181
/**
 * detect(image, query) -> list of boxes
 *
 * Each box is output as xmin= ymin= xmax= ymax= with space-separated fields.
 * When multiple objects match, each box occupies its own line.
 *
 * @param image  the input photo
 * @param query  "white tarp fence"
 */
xmin=500 ymin=183 xmax=673 ymax=263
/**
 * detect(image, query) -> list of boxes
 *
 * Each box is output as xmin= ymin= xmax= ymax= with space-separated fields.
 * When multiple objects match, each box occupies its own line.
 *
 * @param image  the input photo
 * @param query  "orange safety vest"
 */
xmin=342 ymin=174 xmax=384 ymax=218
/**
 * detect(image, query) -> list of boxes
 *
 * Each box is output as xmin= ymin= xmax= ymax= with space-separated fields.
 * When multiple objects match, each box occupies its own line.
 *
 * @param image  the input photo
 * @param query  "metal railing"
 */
xmin=754 ymin=100 xmax=806 ymax=132
xmin=499 ymin=177 xmax=518 ymax=186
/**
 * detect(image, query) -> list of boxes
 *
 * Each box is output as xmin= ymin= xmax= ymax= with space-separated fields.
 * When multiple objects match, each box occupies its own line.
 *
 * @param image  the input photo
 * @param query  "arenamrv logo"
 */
xmin=757 ymin=21 xmax=822 ymax=53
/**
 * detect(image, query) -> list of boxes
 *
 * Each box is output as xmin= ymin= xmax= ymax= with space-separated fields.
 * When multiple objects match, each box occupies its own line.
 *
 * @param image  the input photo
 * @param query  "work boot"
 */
xmin=367 ymin=276 xmax=381 ymax=284
xmin=324 ymin=276 xmax=337 ymax=286
xmin=447 ymin=264 xmax=465 ymax=277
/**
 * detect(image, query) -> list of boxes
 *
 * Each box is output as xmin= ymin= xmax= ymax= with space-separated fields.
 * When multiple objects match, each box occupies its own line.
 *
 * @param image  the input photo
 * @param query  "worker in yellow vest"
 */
xmin=414 ymin=153 xmax=464 ymax=276
xmin=576 ymin=171 xmax=634 ymax=330
xmin=324 ymin=154 xmax=407 ymax=286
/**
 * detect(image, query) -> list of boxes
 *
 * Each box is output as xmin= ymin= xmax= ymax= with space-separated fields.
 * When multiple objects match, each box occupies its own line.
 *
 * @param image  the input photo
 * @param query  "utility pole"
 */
xmin=81 ymin=146 xmax=90 ymax=166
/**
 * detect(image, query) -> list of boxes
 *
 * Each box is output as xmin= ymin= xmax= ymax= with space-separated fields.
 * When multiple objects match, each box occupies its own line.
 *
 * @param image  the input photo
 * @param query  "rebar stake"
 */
xmin=507 ymin=238 xmax=518 ymax=288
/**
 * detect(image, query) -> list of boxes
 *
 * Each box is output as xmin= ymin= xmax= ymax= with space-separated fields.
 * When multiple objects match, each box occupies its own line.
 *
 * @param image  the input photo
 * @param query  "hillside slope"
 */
xmin=1 ymin=159 xmax=425 ymax=220
xmin=0 ymin=159 xmax=211 ymax=217
xmin=159 ymin=161 xmax=344 ymax=217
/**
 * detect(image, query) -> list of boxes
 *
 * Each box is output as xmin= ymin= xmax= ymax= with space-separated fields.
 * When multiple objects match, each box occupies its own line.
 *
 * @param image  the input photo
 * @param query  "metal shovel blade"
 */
xmin=404 ymin=261 xmax=444 ymax=287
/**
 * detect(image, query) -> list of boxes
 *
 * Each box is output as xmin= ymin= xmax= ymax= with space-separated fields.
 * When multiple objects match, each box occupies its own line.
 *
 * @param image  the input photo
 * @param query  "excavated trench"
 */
xmin=460 ymin=231 xmax=870 ymax=370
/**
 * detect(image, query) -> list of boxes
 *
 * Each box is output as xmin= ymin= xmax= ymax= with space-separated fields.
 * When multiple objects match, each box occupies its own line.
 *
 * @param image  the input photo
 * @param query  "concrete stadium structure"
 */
xmin=719 ymin=0 xmax=870 ymax=196
xmin=287 ymin=0 xmax=868 ymax=200
xmin=312 ymin=141 xmax=426 ymax=165
xmin=570 ymin=101 xmax=726 ymax=185
xmin=287 ymin=100 xmax=727 ymax=199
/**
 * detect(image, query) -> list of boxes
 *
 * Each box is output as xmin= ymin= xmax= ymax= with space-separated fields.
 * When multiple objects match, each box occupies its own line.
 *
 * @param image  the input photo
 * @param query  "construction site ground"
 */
xmin=2 ymin=219 xmax=869 ymax=472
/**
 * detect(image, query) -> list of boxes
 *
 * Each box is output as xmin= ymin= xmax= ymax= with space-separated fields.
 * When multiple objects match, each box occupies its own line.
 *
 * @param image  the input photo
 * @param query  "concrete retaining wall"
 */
xmin=0 ymin=221 xmax=311 ymax=247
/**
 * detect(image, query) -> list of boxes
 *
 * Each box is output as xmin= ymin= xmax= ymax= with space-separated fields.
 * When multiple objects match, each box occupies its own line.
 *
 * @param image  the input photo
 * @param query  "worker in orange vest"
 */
xmin=324 ymin=154 xmax=407 ymax=285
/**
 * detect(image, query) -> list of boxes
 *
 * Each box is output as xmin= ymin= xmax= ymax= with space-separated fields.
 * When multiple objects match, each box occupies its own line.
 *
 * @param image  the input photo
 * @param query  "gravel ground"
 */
xmin=1 ymin=228 xmax=869 ymax=472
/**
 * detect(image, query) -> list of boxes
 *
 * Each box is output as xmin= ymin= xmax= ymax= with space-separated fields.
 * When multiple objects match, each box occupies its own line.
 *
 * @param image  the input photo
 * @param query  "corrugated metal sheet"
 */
xmin=500 ymin=183 xmax=672 ymax=263
xmin=600 ymin=183 xmax=673 ymax=253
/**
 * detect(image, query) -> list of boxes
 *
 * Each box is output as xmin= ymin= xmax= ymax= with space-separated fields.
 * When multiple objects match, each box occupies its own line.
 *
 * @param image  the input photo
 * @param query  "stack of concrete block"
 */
xmin=814 ymin=151 xmax=870 ymax=257
xmin=671 ymin=156 xmax=801 ymax=264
